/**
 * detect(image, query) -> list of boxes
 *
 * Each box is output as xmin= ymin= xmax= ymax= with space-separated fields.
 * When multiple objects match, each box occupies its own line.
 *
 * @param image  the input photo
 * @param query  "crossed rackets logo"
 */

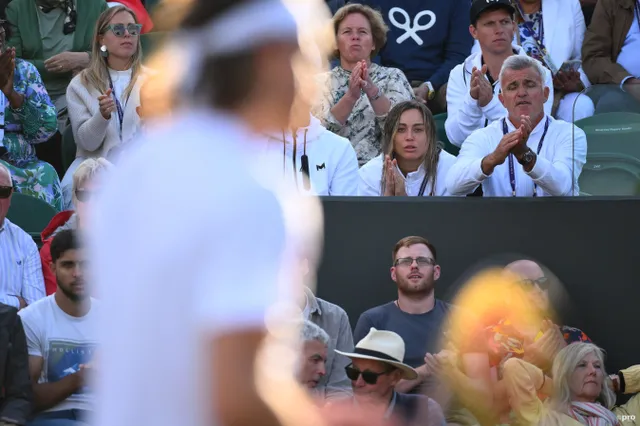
xmin=388 ymin=7 xmax=437 ymax=46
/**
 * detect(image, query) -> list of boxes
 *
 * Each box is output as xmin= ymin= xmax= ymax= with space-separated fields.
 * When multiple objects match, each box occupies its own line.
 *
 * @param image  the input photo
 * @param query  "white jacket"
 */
xmin=259 ymin=115 xmax=359 ymax=196
xmin=445 ymin=114 xmax=587 ymax=197
xmin=445 ymin=46 xmax=554 ymax=148
xmin=358 ymin=150 xmax=458 ymax=196
xmin=470 ymin=0 xmax=589 ymax=87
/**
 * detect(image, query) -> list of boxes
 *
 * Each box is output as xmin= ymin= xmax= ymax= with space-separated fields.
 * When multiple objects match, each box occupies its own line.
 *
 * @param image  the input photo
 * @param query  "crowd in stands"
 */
xmin=0 ymin=0 xmax=639 ymax=424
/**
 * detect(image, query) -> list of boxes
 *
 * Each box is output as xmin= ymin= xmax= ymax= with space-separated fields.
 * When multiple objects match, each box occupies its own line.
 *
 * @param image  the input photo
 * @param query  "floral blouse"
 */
xmin=313 ymin=63 xmax=414 ymax=166
xmin=518 ymin=9 xmax=545 ymax=65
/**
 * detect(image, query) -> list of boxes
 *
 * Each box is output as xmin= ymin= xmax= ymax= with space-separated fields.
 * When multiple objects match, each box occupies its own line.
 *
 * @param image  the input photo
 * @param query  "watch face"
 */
xmin=523 ymin=151 xmax=534 ymax=163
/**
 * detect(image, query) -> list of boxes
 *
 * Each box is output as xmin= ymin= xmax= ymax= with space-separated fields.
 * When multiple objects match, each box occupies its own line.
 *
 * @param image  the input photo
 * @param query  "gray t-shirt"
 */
xmin=36 ymin=6 xmax=74 ymax=98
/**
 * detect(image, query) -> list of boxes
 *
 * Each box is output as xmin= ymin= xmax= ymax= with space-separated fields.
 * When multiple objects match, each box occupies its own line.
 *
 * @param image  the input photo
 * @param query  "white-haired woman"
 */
xmin=502 ymin=342 xmax=640 ymax=425
xmin=62 ymin=5 xmax=147 ymax=210
xmin=39 ymin=157 xmax=112 ymax=295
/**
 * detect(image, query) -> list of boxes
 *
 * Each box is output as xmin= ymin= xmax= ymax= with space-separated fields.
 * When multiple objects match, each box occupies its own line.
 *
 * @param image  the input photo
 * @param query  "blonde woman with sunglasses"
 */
xmin=62 ymin=5 xmax=147 ymax=210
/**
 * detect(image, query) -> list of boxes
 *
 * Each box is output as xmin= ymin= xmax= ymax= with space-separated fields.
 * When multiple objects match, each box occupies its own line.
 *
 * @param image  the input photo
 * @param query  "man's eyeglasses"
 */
xmin=394 ymin=257 xmax=435 ymax=267
xmin=75 ymin=189 xmax=96 ymax=203
xmin=106 ymin=23 xmax=143 ymax=37
xmin=345 ymin=365 xmax=393 ymax=385
xmin=0 ymin=185 xmax=13 ymax=199
xmin=518 ymin=277 xmax=549 ymax=290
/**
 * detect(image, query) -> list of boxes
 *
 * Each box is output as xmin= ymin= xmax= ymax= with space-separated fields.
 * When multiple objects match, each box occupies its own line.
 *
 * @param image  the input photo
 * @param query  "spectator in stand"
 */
xmin=510 ymin=0 xmax=593 ymax=122
xmin=580 ymin=0 xmax=597 ymax=27
xmin=336 ymin=328 xmax=446 ymax=426
xmin=358 ymin=0 xmax=473 ymax=114
xmin=446 ymin=55 xmax=587 ymax=197
xmin=353 ymin=236 xmax=452 ymax=396
xmin=297 ymin=320 xmax=329 ymax=392
xmin=40 ymin=158 xmax=112 ymax=296
xmin=445 ymin=0 xmax=554 ymax=148
xmin=260 ymin=54 xmax=359 ymax=196
xmin=314 ymin=4 xmax=413 ymax=166
xmin=19 ymin=230 xmax=97 ymax=426
xmin=502 ymin=343 xmax=640 ymax=425
xmin=301 ymin=283 xmax=354 ymax=401
xmin=6 ymin=0 xmax=108 ymax=134
xmin=327 ymin=0 xmax=345 ymax=15
xmin=582 ymin=0 xmax=640 ymax=114
xmin=63 ymin=6 xmax=147 ymax=210
xmin=0 ymin=163 xmax=46 ymax=311
xmin=108 ymin=0 xmax=154 ymax=34
xmin=0 ymin=9 xmax=61 ymax=210
xmin=359 ymin=100 xmax=457 ymax=196
xmin=0 ymin=302 xmax=31 ymax=426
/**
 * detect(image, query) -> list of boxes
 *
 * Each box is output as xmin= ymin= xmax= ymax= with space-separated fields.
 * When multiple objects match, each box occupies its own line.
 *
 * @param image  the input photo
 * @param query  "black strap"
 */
xmin=107 ymin=72 xmax=125 ymax=141
xmin=353 ymin=347 xmax=402 ymax=363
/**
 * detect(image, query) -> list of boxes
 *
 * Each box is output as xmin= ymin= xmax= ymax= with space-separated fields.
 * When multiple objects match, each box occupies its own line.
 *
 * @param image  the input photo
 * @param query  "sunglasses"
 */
xmin=75 ymin=189 xmax=96 ymax=203
xmin=518 ymin=276 xmax=549 ymax=290
xmin=345 ymin=365 xmax=393 ymax=385
xmin=106 ymin=23 xmax=143 ymax=37
xmin=0 ymin=185 xmax=12 ymax=199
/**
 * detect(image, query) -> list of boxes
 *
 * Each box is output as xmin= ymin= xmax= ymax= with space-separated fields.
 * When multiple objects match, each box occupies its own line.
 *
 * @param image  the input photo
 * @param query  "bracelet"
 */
xmin=368 ymin=86 xmax=382 ymax=101
xmin=538 ymin=374 xmax=546 ymax=391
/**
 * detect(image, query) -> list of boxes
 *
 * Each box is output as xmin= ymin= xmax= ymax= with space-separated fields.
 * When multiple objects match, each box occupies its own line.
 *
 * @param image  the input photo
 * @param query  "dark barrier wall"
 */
xmin=316 ymin=197 xmax=640 ymax=374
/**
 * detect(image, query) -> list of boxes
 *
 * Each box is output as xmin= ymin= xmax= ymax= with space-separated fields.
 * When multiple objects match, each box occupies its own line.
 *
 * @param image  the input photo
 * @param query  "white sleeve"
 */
xmin=526 ymin=125 xmax=587 ymax=196
xmin=193 ymin=188 xmax=289 ymax=333
xmin=445 ymin=130 xmax=493 ymax=196
xmin=571 ymin=0 xmax=591 ymax=87
xmin=543 ymin=68 xmax=555 ymax=116
xmin=329 ymin=143 xmax=359 ymax=196
xmin=357 ymin=163 xmax=382 ymax=196
xmin=445 ymin=65 xmax=486 ymax=147
xmin=18 ymin=309 xmax=43 ymax=357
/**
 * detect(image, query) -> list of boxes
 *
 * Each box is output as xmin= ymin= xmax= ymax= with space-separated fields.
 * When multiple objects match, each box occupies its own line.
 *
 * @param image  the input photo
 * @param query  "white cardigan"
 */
xmin=66 ymin=68 xmax=148 ymax=160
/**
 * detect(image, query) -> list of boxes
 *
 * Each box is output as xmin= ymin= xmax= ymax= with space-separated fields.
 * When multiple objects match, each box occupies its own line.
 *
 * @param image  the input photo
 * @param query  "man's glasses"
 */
xmin=75 ymin=189 xmax=95 ymax=203
xmin=394 ymin=257 xmax=435 ymax=267
xmin=106 ymin=23 xmax=143 ymax=37
xmin=518 ymin=276 xmax=549 ymax=290
xmin=0 ymin=185 xmax=13 ymax=199
xmin=345 ymin=365 xmax=393 ymax=385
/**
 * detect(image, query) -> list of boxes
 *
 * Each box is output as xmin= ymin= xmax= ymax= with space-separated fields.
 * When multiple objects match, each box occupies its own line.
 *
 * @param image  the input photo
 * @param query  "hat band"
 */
xmin=354 ymin=347 xmax=402 ymax=363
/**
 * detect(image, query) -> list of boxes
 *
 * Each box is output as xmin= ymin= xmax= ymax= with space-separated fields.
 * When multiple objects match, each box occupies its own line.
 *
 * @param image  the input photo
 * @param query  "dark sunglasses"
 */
xmin=0 ymin=185 xmax=12 ymax=199
xmin=519 ymin=276 xmax=549 ymax=290
xmin=345 ymin=365 xmax=393 ymax=385
xmin=106 ymin=23 xmax=142 ymax=37
xmin=75 ymin=189 xmax=96 ymax=203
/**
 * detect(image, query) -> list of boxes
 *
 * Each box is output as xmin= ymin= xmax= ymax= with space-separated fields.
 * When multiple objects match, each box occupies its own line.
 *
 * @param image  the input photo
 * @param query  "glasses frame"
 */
xmin=105 ymin=23 xmax=143 ymax=37
xmin=394 ymin=256 xmax=436 ymax=267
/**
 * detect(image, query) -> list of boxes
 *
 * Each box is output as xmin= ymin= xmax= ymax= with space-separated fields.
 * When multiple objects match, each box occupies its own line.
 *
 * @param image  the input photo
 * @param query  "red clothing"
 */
xmin=39 ymin=211 xmax=74 ymax=295
xmin=110 ymin=0 xmax=154 ymax=34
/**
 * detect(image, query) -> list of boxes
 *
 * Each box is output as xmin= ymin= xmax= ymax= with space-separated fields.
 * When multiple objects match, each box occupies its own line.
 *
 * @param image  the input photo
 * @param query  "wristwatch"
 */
xmin=518 ymin=148 xmax=535 ymax=166
xmin=424 ymin=81 xmax=435 ymax=100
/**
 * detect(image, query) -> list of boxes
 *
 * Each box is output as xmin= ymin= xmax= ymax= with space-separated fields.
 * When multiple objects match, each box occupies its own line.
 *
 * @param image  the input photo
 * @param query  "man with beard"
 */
xmin=353 ymin=236 xmax=452 ymax=395
xmin=19 ymin=230 xmax=97 ymax=425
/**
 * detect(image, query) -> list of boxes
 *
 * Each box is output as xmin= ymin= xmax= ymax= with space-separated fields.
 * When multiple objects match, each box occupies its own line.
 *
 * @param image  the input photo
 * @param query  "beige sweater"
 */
xmin=66 ymin=68 xmax=147 ymax=160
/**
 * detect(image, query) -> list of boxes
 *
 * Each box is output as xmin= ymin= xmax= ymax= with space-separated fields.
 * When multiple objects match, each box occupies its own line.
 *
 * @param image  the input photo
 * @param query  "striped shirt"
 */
xmin=0 ymin=218 xmax=46 ymax=308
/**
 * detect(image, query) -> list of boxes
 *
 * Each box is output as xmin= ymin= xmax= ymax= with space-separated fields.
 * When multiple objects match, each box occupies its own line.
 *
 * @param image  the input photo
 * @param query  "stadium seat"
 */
xmin=7 ymin=193 xmax=58 ymax=246
xmin=575 ymin=112 xmax=640 ymax=196
xmin=433 ymin=113 xmax=459 ymax=157
xmin=61 ymin=124 xmax=76 ymax=175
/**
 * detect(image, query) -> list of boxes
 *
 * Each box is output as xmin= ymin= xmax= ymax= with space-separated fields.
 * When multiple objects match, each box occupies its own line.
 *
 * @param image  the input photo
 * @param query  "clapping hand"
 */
xmin=553 ymin=70 xmax=582 ymax=93
xmin=0 ymin=47 xmax=15 ymax=97
xmin=523 ymin=319 xmax=567 ymax=371
xmin=383 ymin=155 xmax=406 ymax=196
xmin=98 ymin=89 xmax=116 ymax=120
xmin=470 ymin=65 xmax=493 ymax=107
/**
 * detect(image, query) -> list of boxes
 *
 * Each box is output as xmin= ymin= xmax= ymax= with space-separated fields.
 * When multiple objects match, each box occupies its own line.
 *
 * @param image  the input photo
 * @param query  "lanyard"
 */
xmin=502 ymin=117 xmax=550 ymax=197
xmin=417 ymin=172 xmax=435 ymax=197
xmin=513 ymin=1 xmax=558 ymax=75
xmin=107 ymin=73 xmax=125 ymax=141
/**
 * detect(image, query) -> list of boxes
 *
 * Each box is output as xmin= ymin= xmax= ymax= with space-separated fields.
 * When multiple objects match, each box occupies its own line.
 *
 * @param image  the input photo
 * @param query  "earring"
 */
xmin=100 ymin=45 xmax=108 ymax=58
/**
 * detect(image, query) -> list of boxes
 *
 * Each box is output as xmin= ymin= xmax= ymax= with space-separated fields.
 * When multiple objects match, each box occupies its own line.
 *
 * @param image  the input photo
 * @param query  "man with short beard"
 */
xmin=19 ymin=230 xmax=98 ymax=425
xmin=353 ymin=236 xmax=452 ymax=395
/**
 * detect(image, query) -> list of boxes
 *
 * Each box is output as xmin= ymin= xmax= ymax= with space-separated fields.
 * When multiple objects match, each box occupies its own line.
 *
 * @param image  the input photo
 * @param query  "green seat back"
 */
xmin=7 ymin=193 xmax=58 ymax=243
xmin=575 ymin=112 xmax=640 ymax=196
xmin=433 ymin=113 xmax=459 ymax=157
xmin=140 ymin=31 xmax=167 ymax=58
xmin=61 ymin=124 xmax=76 ymax=176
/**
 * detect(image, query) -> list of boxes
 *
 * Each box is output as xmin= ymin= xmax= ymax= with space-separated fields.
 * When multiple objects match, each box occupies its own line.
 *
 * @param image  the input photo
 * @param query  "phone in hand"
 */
xmin=559 ymin=60 xmax=581 ymax=74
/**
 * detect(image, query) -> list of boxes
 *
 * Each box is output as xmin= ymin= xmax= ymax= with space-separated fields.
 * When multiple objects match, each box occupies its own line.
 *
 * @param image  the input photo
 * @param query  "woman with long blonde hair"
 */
xmin=358 ymin=100 xmax=456 ymax=196
xmin=62 ymin=5 xmax=147 ymax=209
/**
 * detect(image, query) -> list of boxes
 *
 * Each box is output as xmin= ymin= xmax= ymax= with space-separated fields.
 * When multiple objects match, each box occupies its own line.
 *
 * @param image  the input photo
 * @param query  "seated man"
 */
xmin=445 ymin=55 xmax=587 ymax=197
xmin=582 ymin=0 xmax=640 ymax=114
xmin=297 ymin=320 xmax=329 ymax=392
xmin=336 ymin=328 xmax=445 ymax=426
xmin=0 ymin=163 xmax=46 ymax=309
xmin=19 ymin=230 xmax=97 ymax=425
xmin=0 ymin=302 xmax=31 ymax=425
xmin=445 ymin=0 xmax=554 ymax=148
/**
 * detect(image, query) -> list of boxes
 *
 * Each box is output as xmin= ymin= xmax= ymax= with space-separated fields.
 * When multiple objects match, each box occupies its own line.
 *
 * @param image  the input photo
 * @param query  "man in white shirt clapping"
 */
xmin=446 ymin=55 xmax=587 ymax=197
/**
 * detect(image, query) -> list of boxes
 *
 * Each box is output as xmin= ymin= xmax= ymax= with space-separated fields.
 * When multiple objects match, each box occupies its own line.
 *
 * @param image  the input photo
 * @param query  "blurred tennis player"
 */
xmin=85 ymin=1 xmax=388 ymax=426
